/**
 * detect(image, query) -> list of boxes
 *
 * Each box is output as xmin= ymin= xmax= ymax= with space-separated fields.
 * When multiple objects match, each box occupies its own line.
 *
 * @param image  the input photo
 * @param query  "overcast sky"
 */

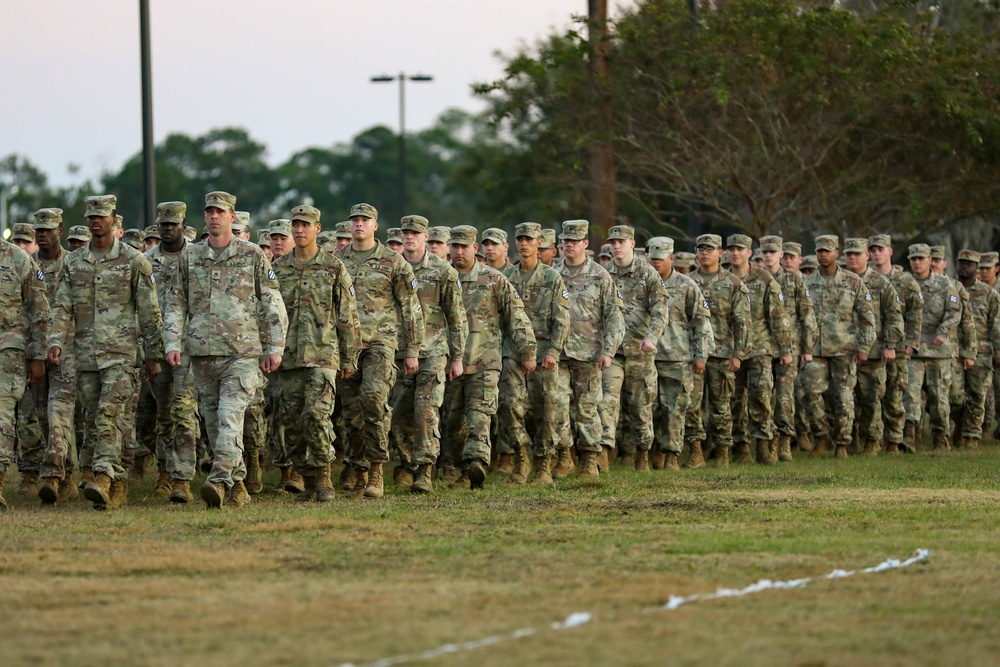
xmin=2 ymin=0 xmax=633 ymax=186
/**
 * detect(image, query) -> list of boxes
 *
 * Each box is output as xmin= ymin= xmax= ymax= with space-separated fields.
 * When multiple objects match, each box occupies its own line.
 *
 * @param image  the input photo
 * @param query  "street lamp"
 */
xmin=370 ymin=72 xmax=434 ymax=217
xmin=0 ymin=182 xmax=19 ymax=238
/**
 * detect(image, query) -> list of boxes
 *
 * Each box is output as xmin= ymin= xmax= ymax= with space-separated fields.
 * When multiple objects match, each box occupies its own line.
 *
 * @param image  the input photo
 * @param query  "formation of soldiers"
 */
xmin=2 ymin=191 xmax=998 ymax=511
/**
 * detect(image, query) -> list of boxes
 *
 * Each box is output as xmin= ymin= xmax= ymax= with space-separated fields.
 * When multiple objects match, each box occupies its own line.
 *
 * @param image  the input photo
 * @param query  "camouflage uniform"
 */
xmin=878 ymin=251 xmax=924 ymax=448
xmin=953 ymin=251 xmax=1000 ymax=441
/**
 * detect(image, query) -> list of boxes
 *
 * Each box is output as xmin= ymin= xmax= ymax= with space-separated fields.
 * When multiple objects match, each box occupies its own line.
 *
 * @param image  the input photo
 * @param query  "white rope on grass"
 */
xmin=339 ymin=549 xmax=930 ymax=667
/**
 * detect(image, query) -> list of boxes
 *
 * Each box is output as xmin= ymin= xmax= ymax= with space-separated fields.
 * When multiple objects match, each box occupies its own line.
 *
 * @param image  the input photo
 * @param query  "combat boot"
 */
xmin=835 ymin=445 xmax=849 ymax=459
xmin=965 ymin=437 xmax=980 ymax=450
xmin=885 ymin=441 xmax=901 ymax=455
xmin=315 ymin=464 xmax=336 ymax=502
xmin=83 ymin=473 xmax=113 ymax=510
xmin=244 ymin=454 xmax=262 ymax=495
xmin=200 ymin=480 xmax=224 ymax=509
xmin=169 ymin=479 xmax=192 ymax=504
xmin=338 ymin=464 xmax=358 ymax=491
xmin=495 ymin=453 xmax=514 ymax=474
xmin=733 ymin=442 xmax=752 ymax=464
xmin=635 ymin=449 xmax=650 ymax=472
xmin=0 ymin=470 xmax=7 ymax=510
xmin=467 ymin=460 xmax=487 ymax=490
xmin=508 ymin=445 xmax=530 ymax=485
xmin=776 ymin=434 xmax=793 ymax=462
xmin=663 ymin=452 xmax=680 ymax=471
xmin=902 ymin=421 xmax=918 ymax=453
xmin=530 ymin=455 xmax=554 ymax=485
xmin=38 ymin=477 xmax=62 ymax=505
xmin=448 ymin=470 xmax=471 ymax=489
xmin=796 ymin=431 xmax=814 ymax=452
xmin=154 ymin=460 xmax=171 ymax=498
xmin=393 ymin=465 xmax=414 ymax=488
xmin=932 ymin=431 xmax=951 ymax=453
xmin=345 ymin=467 xmax=368 ymax=498
xmin=364 ymin=463 xmax=385 ymax=498
xmin=683 ymin=441 xmax=706 ymax=469
xmin=810 ymin=434 xmax=831 ymax=457
xmin=552 ymin=448 xmax=575 ymax=479
xmin=128 ymin=453 xmax=149 ymax=485
xmin=597 ymin=447 xmax=611 ymax=472
xmin=619 ymin=452 xmax=635 ymax=468
xmin=79 ymin=466 xmax=94 ymax=490
xmin=411 ymin=464 xmax=433 ymax=494
xmin=226 ymin=480 xmax=251 ymax=507
xmin=650 ymin=451 xmax=666 ymax=470
xmin=58 ymin=475 xmax=79 ymax=502
xmin=295 ymin=470 xmax=318 ymax=503
xmin=577 ymin=451 xmax=599 ymax=479
xmin=439 ymin=464 xmax=461 ymax=485
xmin=279 ymin=466 xmax=305 ymax=494
xmin=17 ymin=471 xmax=38 ymax=498
xmin=713 ymin=445 xmax=729 ymax=468
xmin=755 ymin=439 xmax=776 ymax=465
xmin=109 ymin=479 xmax=128 ymax=509
xmin=863 ymin=439 xmax=880 ymax=456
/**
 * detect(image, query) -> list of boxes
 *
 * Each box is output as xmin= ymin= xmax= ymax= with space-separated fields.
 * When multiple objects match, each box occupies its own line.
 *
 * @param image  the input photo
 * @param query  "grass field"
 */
xmin=2 ymin=447 xmax=1000 ymax=667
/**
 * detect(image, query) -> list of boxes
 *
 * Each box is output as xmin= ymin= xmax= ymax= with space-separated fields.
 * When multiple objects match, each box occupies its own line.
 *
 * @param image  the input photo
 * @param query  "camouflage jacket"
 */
xmin=887 ymin=266 xmax=924 ymax=353
xmin=963 ymin=280 xmax=1000 ymax=357
xmin=403 ymin=250 xmax=467 ymax=363
xmin=859 ymin=267 xmax=905 ymax=356
xmin=732 ymin=265 xmax=794 ymax=359
xmin=803 ymin=268 xmax=876 ymax=357
xmin=607 ymin=256 xmax=669 ymax=357
xmin=655 ymin=268 xmax=714 ymax=363
xmin=503 ymin=261 xmax=570 ymax=361
xmin=338 ymin=241 xmax=423 ymax=357
xmin=163 ymin=237 xmax=287 ymax=359
xmin=50 ymin=238 xmax=162 ymax=371
xmin=33 ymin=246 xmax=67 ymax=303
xmin=1 ymin=241 xmax=48 ymax=360
xmin=557 ymin=258 xmax=625 ymax=363
xmin=913 ymin=273 xmax=962 ymax=359
xmin=769 ymin=265 xmax=818 ymax=357
xmin=953 ymin=279 xmax=977 ymax=360
xmin=457 ymin=260 xmax=536 ymax=374
xmin=273 ymin=250 xmax=361 ymax=371
xmin=691 ymin=268 xmax=751 ymax=360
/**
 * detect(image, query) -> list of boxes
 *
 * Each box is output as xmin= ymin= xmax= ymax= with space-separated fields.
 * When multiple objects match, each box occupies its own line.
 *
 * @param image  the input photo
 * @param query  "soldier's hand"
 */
xmin=728 ymin=357 xmax=741 ymax=372
xmin=800 ymin=354 xmax=813 ymax=366
xmin=166 ymin=351 xmax=182 ymax=367
xmin=599 ymin=354 xmax=613 ymax=371
xmin=640 ymin=338 xmax=656 ymax=353
xmin=779 ymin=355 xmax=793 ymax=366
xmin=448 ymin=360 xmax=464 ymax=381
xmin=541 ymin=354 xmax=557 ymax=370
xmin=883 ymin=348 xmax=896 ymax=362
xmin=522 ymin=358 xmax=537 ymax=375
xmin=856 ymin=352 xmax=869 ymax=363
xmin=692 ymin=360 xmax=706 ymax=375
xmin=48 ymin=346 xmax=61 ymax=366
xmin=260 ymin=354 xmax=283 ymax=374
xmin=340 ymin=368 xmax=356 ymax=379
xmin=903 ymin=346 xmax=914 ymax=357
xmin=27 ymin=360 xmax=45 ymax=385
xmin=964 ymin=358 xmax=975 ymax=370
xmin=933 ymin=336 xmax=946 ymax=347
xmin=144 ymin=359 xmax=161 ymax=381
xmin=402 ymin=357 xmax=419 ymax=375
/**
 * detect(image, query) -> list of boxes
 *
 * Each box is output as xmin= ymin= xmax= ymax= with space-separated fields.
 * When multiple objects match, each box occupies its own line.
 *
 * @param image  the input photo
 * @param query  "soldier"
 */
xmin=726 ymin=234 xmax=794 ymax=464
xmin=268 ymin=219 xmax=294 ymax=258
xmin=685 ymin=234 xmax=751 ymax=467
xmin=390 ymin=215 xmax=467 ymax=494
xmin=780 ymin=242 xmax=803 ymax=274
xmin=121 ymin=228 xmax=144 ymax=251
xmin=600 ymin=225 xmax=668 ymax=471
xmin=257 ymin=230 xmax=273 ymax=262
xmin=317 ymin=230 xmax=338 ymax=253
xmin=337 ymin=203 xmax=423 ymax=498
xmin=334 ymin=221 xmax=353 ymax=252
xmin=442 ymin=226 xmax=534 ymax=489
xmin=844 ymin=238 xmax=904 ymax=455
xmin=272 ymin=204 xmax=361 ymax=502
xmin=10 ymin=223 xmax=38 ymax=255
xmin=801 ymin=235 xmax=876 ymax=458
xmin=427 ymin=226 xmax=451 ymax=260
xmin=481 ymin=228 xmax=513 ymax=271
xmin=232 ymin=211 xmax=252 ymax=241
xmin=386 ymin=227 xmax=403 ymax=253
xmin=673 ymin=251 xmax=696 ymax=275
xmin=800 ymin=255 xmax=818 ymax=276
xmin=162 ymin=191 xmax=287 ymax=509
xmin=183 ymin=226 xmax=198 ymax=243
xmin=597 ymin=244 xmax=612 ymax=268
xmin=144 ymin=225 xmax=160 ymax=251
xmin=500 ymin=222 xmax=570 ymax=484
xmin=760 ymin=236 xmax=817 ymax=462
xmin=539 ymin=229 xmax=559 ymax=266
xmin=979 ymin=252 xmax=999 ymax=289
xmin=262 ymin=218 xmax=296 ymax=487
xmin=554 ymin=220 xmax=624 ymax=477
xmin=646 ymin=237 xmax=712 ymax=470
xmin=66 ymin=225 xmax=91 ymax=250
xmin=48 ymin=194 xmax=162 ymax=510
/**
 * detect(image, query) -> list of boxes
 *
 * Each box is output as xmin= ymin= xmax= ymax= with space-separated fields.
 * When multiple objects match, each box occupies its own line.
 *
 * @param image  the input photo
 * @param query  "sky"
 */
xmin=1 ymin=0 xmax=631 ymax=187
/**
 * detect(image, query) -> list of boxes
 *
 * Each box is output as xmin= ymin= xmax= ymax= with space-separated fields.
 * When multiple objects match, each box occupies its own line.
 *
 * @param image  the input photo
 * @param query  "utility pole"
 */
xmin=139 ymin=0 xmax=156 ymax=229
xmin=589 ymin=0 xmax=615 ymax=236
xmin=370 ymin=73 xmax=433 ymax=218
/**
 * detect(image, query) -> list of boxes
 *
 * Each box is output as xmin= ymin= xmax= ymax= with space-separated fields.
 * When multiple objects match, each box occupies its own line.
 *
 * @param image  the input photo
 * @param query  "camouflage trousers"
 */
xmin=341 ymin=346 xmax=397 ymax=470
xmin=772 ymin=357 xmax=798 ymax=437
xmin=654 ymin=360 xmax=693 ymax=455
xmin=244 ymin=380 xmax=268 ymax=463
xmin=555 ymin=359 xmax=603 ymax=454
xmin=0 ymin=349 xmax=27 ymax=475
xmin=148 ymin=357 xmax=199 ymax=480
xmin=191 ymin=356 xmax=263 ymax=487
xmin=801 ymin=356 xmax=857 ymax=447
xmin=881 ymin=356 xmax=909 ymax=445
xmin=134 ymin=379 xmax=157 ymax=457
xmin=685 ymin=357 xmax=735 ymax=449
xmin=16 ymin=361 xmax=51 ymax=473
xmin=391 ymin=355 xmax=446 ymax=468
xmin=732 ymin=355 xmax=774 ymax=443
xmin=854 ymin=359 xmax=887 ymax=441
xmin=498 ymin=357 xmax=561 ymax=458
xmin=949 ymin=358 xmax=966 ymax=408
xmin=76 ymin=363 xmax=141 ymax=481
xmin=904 ymin=357 xmax=952 ymax=434
xmin=39 ymin=354 xmax=78 ymax=479
xmin=442 ymin=370 xmax=500 ymax=466
xmin=794 ymin=361 xmax=818 ymax=440
xmin=274 ymin=367 xmax=338 ymax=471
xmin=955 ymin=355 xmax=992 ymax=440
xmin=599 ymin=354 xmax=656 ymax=454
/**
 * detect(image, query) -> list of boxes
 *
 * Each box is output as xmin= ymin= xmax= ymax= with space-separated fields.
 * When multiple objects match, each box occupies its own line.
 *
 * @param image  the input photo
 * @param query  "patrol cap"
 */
xmin=814 ymin=235 xmax=839 ymax=252
xmin=868 ymin=234 xmax=891 ymax=249
xmin=979 ymin=251 xmax=998 ymax=268
xmin=11 ymin=223 xmax=35 ymax=242
xmin=647 ymin=236 xmax=675 ymax=259
xmin=115 ymin=214 xmax=124 ymax=229
xmin=204 ymin=191 xmax=236 ymax=211
xmin=290 ymin=204 xmax=321 ymax=225
xmin=349 ymin=202 xmax=378 ymax=220
xmin=908 ymin=243 xmax=931 ymax=259
xmin=635 ymin=247 xmax=646 ymax=258
xmin=801 ymin=255 xmax=819 ymax=270
xmin=143 ymin=225 xmax=161 ymax=240
xmin=335 ymin=221 xmax=353 ymax=239
xmin=122 ymin=228 xmax=145 ymax=250
xmin=930 ymin=245 xmax=946 ymax=260
xmin=183 ymin=226 xmax=198 ymax=243
xmin=84 ymin=194 xmax=117 ymax=217
xmin=475 ymin=247 xmax=486 ymax=259
xmin=257 ymin=230 xmax=271 ymax=247
xmin=482 ymin=228 xmax=508 ymax=244
xmin=751 ymin=248 xmax=762 ymax=261
xmin=233 ymin=211 xmax=251 ymax=231
xmin=386 ymin=228 xmax=402 ymax=243
xmin=781 ymin=242 xmax=802 ymax=256
xmin=606 ymin=225 xmax=635 ymax=242
xmin=514 ymin=222 xmax=542 ymax=239
xmin=675 ymin=251 xmax=696 ymax=266
xmin=844 ymin=238 xmax=869 ymax=254
xmin=156 ymin=201 xmax=187 ymax=224
xmin=759 ymin=235 xmax=783 ymax=252
xmin=268 ymin=219 xmax=293 ymax=237
xmin=540 ymin=228 xmax=557 ymax=249
xmin=726 ymin=234 xmax=752 ymax=249
xmin=598 ymin=243 xmax=612 ymax=258
xmin=67 ymin=225 xmax=92 ymax=242
xmin=32 ymin=208 xmax=63 ymax=229
xmin=559 ymin=219 xmax=589 ymax=241
xmin=449 ymin=225 xmax=478 ymax=246
xmin=957 ymin=249 xmax=981 ymax=263
xmin=695 ymin=234 xmax=722 ymax=249
xmin=400 ymin=215 xmax=429 ymax=233
xmin=428 ymin=226 xmax=451 ymax=243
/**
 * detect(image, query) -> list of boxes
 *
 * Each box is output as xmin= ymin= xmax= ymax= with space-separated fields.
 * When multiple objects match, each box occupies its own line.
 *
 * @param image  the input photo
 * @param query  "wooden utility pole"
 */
xmin=589 ymin=0 xmax=616 ymax=235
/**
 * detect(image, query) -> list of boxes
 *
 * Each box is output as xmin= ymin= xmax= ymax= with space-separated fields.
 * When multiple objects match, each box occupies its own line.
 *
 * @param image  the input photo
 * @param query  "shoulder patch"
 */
xmin=37 ymin=269 xmax=44 ymax=281
xmin=562 ymin=289 xmax=569 ymax=300
xmin=149 ymin=274 xmax=155 ymax=284
xmin=349 ymin=284 xmax=355 ymax=297
xmin=267 ymin=269 xmax=276 ymax=280
xmin=513 ymin=289 xmax=520 ymax=300
xmin=747 ymin=294 xmax=751 ymax=303
xmin=411 ymin=278 xmax=418 ymax=290
xmin=617 ymin=290 xmax=623 ymax=299
xmin=703 ymin=300 xmax=709 ymax=310
xmin=778 ymin=292 xmax=784 ymax=302
xmin=805 ymin=288 xmax=810 ymax=298
xmin=895 ymin=294 xmax=900 ymax=303
xmin=865 ymin=292 xmax=872 ymax=301
xmin=918 ymin=292 xmax=923 ymax=300
xmin=950 ymin=294 xmax=958 ymax=303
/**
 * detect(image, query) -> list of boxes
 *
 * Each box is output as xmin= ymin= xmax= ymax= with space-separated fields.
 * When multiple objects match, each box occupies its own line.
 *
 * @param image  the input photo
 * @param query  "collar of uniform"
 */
xmin=461 ymin=259 xmax=485 ymax=282
xmin=81 ymin=237 xmax=124 ymax=264
xmin=203 ymin=236 xmax=243 ymax=262
xmin=609 ymin=257 xmax=637 ymax=275
xmin=345 ymin=239 xmax=389 ymax=261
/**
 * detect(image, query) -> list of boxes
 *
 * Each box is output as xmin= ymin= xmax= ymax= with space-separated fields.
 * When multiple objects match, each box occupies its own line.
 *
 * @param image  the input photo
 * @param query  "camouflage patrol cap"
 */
xmin=428 ymin=226 xmax=451 ymax=243
xmin=868 ymin=234 xmax=891 ymax=249
xmin=122 ymin=228 xmax=145 ymax=250
xmin=559 ymin=219 xmax=589 ymax=241
xmin=114 ymin=214 xmax=124 ymax=229
xmin=482 ymin=227 xmax=508 ymax=244
xmin=635 ymin=248 xmax=646 ymax=258
xmin=675 ymin=251 xmax=696 ymax=266
xmin=144 ymin=225 xmax=161 ymax=240
xmin=979 ymin=251 xmax=998 ymax=268
xmin=726 ymin=234 xmax=752 ymax=249
xmin=84 ymin=194 xmax=117 ymax=217
xmin=844 ymin=238 xmax=869 ymax=254
xmin=349 ymin=202 xmax=378 ymax=220
xmin=814 ymin=235 xmax=839 ymax=251
xmin=514 ymin=222 xmax=542 ymax=239
xmin=290 ymin=204 xmax=321 ymax=225
xmin=449 ymin=225 xmax=478 ymax=246
xmin=233 ymin=211 xmax=251 ymax=231
xmin=204 ymin=191 xmax=236 ymax=211
xmin=540 ymin=229 xmax=557 ymax=249
xmin=957 ymin=249 xmax=981 ymax=263
xmin=335 ymin=221 xmax=353 ymax=239
xmin=33 ymin=208 xmax=63 ymax=229
xmin=801 ymin=254 xmax=819 ymax=270
xmin=695 ymin=234 xmax=722 ymax=249
xmin=268 ymin=219 xmax=292 ymax=237
xmin=598 ymin=243 xmax=612 ymax=258
xmin=67 ymin=225 xmax=92 ymax=242
xmin=183 ymin=226 xmax=198 ymax=242
xmin=781 ymin=242 xmax=802 ymax=256
xmin=156 ymin=201 xmax=187 ymax=224
xmin=907 ymin=243 xmax=930 ymax=259
xmin=606 ymin=225 xmax=635 ymax=242
xmin=386 ymin=228 xmax=403 ymax=243
xmin=400 ymin=215 xmax=429 ymax=233
xmin=751 ymin=249 xmax=763 ymax=262
xmin=929 ymin=245 xmax=946 ymax=260
xmin=257 ymin=230 xmax=271 ymax=247
xmin=647 ymin=236 xmax=675 ymax=259
xmin=759 ymin=235 xmax=783 ymax=252
xmin=11 ymin=223 xmax=35 ymax=242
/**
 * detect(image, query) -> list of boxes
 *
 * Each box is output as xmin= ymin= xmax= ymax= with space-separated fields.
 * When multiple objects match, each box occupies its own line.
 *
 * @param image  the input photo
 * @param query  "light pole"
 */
xmin=0 ymin=182 xmax=19 ymax=239
xmin=370 ymin=72 xmax=433 ymax=217
xmin=139 ymin=0 xmax=156 ymax=229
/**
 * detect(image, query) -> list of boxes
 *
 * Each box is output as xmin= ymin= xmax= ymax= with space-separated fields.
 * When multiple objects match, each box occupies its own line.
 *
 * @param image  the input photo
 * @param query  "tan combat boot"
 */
xmin=226 ymin=480 xmax=251 ymax=507
xmin=755 ymin=439 xmax=776 ymax=465
xmin=552 ymin=448 xmax=575 ymax=478
xmin=128 ymin=453 xmax=149 ymax=485
xmin=965 ymin=437 xmax=980 ymax=450
xmin=530 ymin=455 xmax=554 ymax=485
xmin=109 ymin=479 xmax=128 ymax=509
xmin=200 ymin=480 xmax=225 ymax=509
xmin=346 ymin=467 xmax=369 ymax=498
xmin=663 ymin=452 xmax=680 ymax=471
xmin=635 ymin=449 xmax=650 ymax=472
xmin=733 ymin=442 xmax=752 ymax=464
xmin=244 ymin=454 xmax=262 ymax=495
xmin=154 ymin=460 xmax=171 ymax=498
xmin=885 ymin=441 xmax=901 ymax=455
xmin=338 ymin=464 xmax=358 ymax=491
xmin=650 ymin=451 xmax=666 ymax=470
xmin=796 ymin=431 xmax=814 ymax=452
xmin=364 ymin=463 xmax=385 ymax=498
xmin=58 ymin=475 xmax=79 ymax=502
xmin=777 ymin=434 xmax=793 ymax=462
xmin=619 ymin=452 xmax=635 ymax=468
xmin=83 ymin=473 xmax=113 ymax=510
xmin=683 ymin=441 xmax=706 ymax=469
xmin=447 ymin=470 xmax=471 ymax=490
xmin=597 ymin=447 xmax=611 ymax=473
xmin=577 ymin=451 xmax=599 ymax=479
xmin=932 ymin=431 xmax=951 ymax=452
xmin=411 ymin=464 xmax=433 ymax=494
xmin=315 ymin=464 xmax=336 ymax=502
xmin=810 ymin=434 xmax=831 ymax=457
xmin=467 ymin=460 xmax=487 ymax=490
xmin=509 ymin=445 xmax=530 ymax=485
xmin=835 ymin=445 xmax=849 ymax=459
xmin=38 ymin=477 xmax=62 ymax=505
xmin=284 ymin=467 xmax=305 ymax=494
xmin=17 ymin=471 xmax=39 ymax=498
xmin=495 ymin=452 xmax=515 ymax=474
xmin=79 ymin=466 xmax=94 ymax=490
xmin=863 ymin=439 xmax=880 ymax=456
xmin=902 ymin=421 xmax=918 ymax=453
xmin=439 ymin=465 xmax=461 ymax=485
xmin=714 ymin=445 xmax=730 ymax=468
xmin=393 ymin=465 xmax=414 ymax=488
xmin=0 ymin=470 xmax=7 ymax=511
xmin=295 ymin=469 xmax=318 ymax=503
xmin=169 ymin=479 xmax=192 ymax=504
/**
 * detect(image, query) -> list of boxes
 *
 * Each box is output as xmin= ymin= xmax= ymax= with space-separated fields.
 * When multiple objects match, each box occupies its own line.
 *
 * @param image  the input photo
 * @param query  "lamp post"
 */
xmin=0 ymin=182 xmax=19 ymax=239
xmin=370 ymin=72 xmax=433 ymax=217
xmin=139 ymin=0 xmax=156 ymax=228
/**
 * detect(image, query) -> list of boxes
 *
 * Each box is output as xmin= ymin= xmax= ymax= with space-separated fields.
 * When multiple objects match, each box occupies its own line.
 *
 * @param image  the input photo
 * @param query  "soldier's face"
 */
xmin=68 ymin=238 xmax=86 ymax=250
xmin=13 ymin=238 xmax=36 ymax=254
xmin=158 ymin=221 xmax=183 ymax=245
xmin=35 ymin=227 xmax=61 ymax=252
xmin=401 ymin=229 xmax=427 ymax=256
xmin=270 ymin=234 xmax=294 ymax=257
xmin=450 ymin=243 xmax=476 ymax=271
xmin=427 ymin=240 xmax=448 ymax=259
xmin=481 ymin=239 xmax=507 ymax=264
xmin=608 ymin=238 xmax=634 ymax=263
xmin=514 ymin=235 xmax=540 ymax=261
xmin=144 ymin=238 xmax=160 ymax=251
xmin=649 ymin=256 xmax=673 ymax=279
xmin=350 ymin=215 xmax=377 ymax=242
xmin=87 ymin=214 xmax=115 ymax=239
xmin=931 ymin=258 xmax=946 ymax=275
xmin=235 ymin=229 xmax=251 ymax=241
xmin=336 ymin=238 xmax=351 ymax=251
xmin=262 ymin=246 xmax=274 ymax=262
xmin=761 ymin=249 xmax=782 ymax=270
xmin=816 ymin=249 xmax=838 ymax=269
xmin=909 ymin=256 xmax=930 ymax=278
xmin=204 ymin=207 xmax=234 ymax=237
xmin=844 ymin=251 xmax=868 ymax=274
xmin=780 ymin=253 xmax=801 ymax=272
xmin=539 ymin=247 xmax=557 ymax=265
xmin=727 ymin=246 xmax=751 ymax=268
xmin=869 ymin=245 xmax=892 ymax=268
xmin=957 ymin=260 xmax=978 ymax=280
xmin=696 ymin=245 xmax=721 ymax=270
xmin=292 ymin=219 xmax=319 ymax=249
